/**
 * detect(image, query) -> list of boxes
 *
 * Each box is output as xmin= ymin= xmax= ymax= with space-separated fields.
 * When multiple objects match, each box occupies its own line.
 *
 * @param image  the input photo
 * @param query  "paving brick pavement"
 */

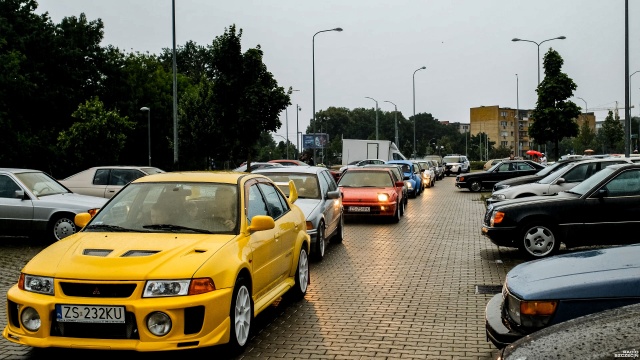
xmin=0 ymin=176 xmax=528 ymax=359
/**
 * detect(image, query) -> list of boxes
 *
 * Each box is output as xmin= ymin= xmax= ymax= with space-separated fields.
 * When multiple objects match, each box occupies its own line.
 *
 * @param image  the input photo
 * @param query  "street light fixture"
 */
xmin=365 ymin=97 xmax=379 ymax=140
xmin=140 ymin=107 xmax=151 ymax=166
xmin=383 ymin=100 xmax=398 ymax=145
xmin=413 ymin=66 xmax=426 ymax=159
xmin=313 ymin=27 xmax=343 ymax=165
xmin=511 ymin=36 xmax=566 ymax=85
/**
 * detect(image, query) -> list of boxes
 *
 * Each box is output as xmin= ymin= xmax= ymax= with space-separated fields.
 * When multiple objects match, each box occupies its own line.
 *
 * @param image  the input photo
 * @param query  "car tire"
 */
xmin=312 ymin=221 xmax=325 ymax=262
xmin=470 ymin=181 xmax=482 ymax=192
xmin=332 ymin=213 xmax=344 ymax=244
xmin=49 ymin=214 xmax=77 ymax=242
xmin=228 ymin=277 xmax=253 ymax=355
xmin=399 ymin=198 xmax=405 ymax=217
xmin=518 ymin=221 xmax=561 ymax=259
xmin=286 ymin=246 xmax=309 ymax=301
xmin=392 ymin=202 xmax=400 ymax=223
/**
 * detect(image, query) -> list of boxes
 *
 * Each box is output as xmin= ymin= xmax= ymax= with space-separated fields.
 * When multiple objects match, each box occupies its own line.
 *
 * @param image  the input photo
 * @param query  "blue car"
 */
xmin=485 ymin=243 xmax=640 ymax=349
xmin=387 ymin=160 xmax=422 ymax=197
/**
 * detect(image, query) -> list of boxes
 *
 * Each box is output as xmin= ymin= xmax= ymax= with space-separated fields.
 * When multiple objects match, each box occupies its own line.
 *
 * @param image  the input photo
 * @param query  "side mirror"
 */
xmin=595 ymin=188 xmax=608 ymax=198
xmin=74 ymin=213 xmax=92 ymax=228
xmin=14 ymin=189 xmax=25 ymax=199
xmin=555 ymin=177 xmax=566 ymax=185
xmin=248 ymin=215 xmax=275 ymax=232
xmin=326 ymin=190 xmax=340 ymax=199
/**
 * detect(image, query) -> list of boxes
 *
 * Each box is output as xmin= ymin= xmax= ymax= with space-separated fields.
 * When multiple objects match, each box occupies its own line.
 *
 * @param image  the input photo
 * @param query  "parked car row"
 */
xmin=477 ymin=157 xmax=640 ymax=353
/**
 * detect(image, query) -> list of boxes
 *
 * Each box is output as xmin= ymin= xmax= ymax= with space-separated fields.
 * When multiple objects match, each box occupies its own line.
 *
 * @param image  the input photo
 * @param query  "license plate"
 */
xmin=349 ymin=206 xmax=370 ymax=212
xmin=56 ymin=304 xmax=126 ymax=323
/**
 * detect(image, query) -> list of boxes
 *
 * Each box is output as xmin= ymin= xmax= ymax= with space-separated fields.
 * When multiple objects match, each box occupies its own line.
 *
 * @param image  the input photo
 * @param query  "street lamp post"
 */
xmin=383 ymin=100 xmax=398 ymax=145
xmin=140 ymin=107 xmax=151 ymax=166
xmin=511 ymin=36 xmax=566 ymax=85
xmin=296 ymin=104 xmax=301 ymax=159
xmin=515 ymin=74 xmax=519 ymax=158
xmin=365 ymin=97 xmax=379 ymax=140
xmin=576 ymin=96 xmax=587 ymax=120
xmin=313 ymin=27 xmax=343 ymax=165
xmin=171 ymin=0 xmax=178 ymax=167
xmin=285 ymin=89 xmax=301 ymax=160
xmin=413 ymin=66 xmax=426 ymax=159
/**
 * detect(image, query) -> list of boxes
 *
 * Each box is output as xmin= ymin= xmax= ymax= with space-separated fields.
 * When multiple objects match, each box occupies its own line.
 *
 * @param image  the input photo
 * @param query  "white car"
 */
xmin=59 ymin=166 xmax=165 ymax=199
xmin=486 ymin=158 xmax=631 ymax=205
xmin=338 ymin=159 xmax=386 ymax=173
xmin=1 ymin=168 xmax=107 ymax=241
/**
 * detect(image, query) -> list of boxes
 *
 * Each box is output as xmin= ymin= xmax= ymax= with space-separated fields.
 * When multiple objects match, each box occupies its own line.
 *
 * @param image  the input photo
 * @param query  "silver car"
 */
xmin=254 ymin=166 xmax=344 ymax=262
xmin=486 ymin=157 xmax=631 ymax=205
xmin=59 ymin=165 xmax=165 ymax=199
xmin=0 ymin=168 xmax=108 ymax=241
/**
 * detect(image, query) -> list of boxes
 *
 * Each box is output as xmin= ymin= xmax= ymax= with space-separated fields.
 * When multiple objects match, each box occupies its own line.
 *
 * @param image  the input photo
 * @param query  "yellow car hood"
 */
xmin=22 ymin=232 xmax=235 ymax=280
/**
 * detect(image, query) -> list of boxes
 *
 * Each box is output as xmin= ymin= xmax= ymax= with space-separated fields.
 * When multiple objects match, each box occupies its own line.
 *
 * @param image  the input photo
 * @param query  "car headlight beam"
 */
xmin=377 ymin=193 xmax=389 ymax=202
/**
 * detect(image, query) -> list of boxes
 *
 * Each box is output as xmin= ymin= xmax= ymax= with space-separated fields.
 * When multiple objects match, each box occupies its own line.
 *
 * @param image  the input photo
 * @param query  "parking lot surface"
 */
xmin=0 ymin=177 xmax=529 ymax=359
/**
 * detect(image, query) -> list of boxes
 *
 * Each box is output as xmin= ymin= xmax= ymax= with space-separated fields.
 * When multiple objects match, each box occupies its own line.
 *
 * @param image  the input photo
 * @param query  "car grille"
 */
xmin=60 ymin=282 xmax=137 ymax=298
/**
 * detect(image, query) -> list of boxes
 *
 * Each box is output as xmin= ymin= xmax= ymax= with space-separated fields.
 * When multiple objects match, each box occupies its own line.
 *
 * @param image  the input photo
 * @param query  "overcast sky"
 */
xmin=37 ymin=0 xmax=640 ymax=143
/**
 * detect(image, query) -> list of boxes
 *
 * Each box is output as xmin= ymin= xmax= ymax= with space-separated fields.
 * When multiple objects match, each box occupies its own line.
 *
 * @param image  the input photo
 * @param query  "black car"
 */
xmin=492 ymin=157 xmax=585 ymax=192
xmin=455 ymin=160 xmax=545 ymax=192
xmin=481 ymin=163 xmax=640 ymax=259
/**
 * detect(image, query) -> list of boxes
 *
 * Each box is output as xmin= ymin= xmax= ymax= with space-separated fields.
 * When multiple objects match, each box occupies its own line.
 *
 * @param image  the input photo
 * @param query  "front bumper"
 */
xmin=485 ymin=293 xmax=525 ymax=349
xmin=481 ymin=225 xmax=518 ymax=248
xmin=3 ymin=281 xmax=234 ymax=351
xmin=343 ymin=202 xmax=397 ymax=217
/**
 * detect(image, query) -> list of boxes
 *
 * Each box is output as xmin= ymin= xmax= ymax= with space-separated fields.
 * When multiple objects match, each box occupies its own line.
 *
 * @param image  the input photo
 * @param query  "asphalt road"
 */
xmin=0 ymin=176 xmax=530 ymax=360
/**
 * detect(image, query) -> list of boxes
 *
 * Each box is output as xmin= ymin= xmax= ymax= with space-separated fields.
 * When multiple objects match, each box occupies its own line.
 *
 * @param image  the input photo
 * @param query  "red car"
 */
xmin=268 ymin=159 xmax=308 ymax=166
xmin=337 ymin=167 xmax=405 ymax=222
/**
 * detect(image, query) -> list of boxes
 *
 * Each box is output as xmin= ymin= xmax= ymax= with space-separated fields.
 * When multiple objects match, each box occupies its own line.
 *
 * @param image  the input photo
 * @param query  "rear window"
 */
xmin=443 ymin=156 xmax=462 ymax=163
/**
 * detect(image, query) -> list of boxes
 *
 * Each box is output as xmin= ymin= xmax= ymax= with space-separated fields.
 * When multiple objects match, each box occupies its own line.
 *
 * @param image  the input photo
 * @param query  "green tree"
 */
xmin=529 ymin=48 xmax=580 ymax=160
xmin=209 ymin=25 xmax=290 ymax=170
xmin=57 ymin=98 xmax=135 ymax=172
xmin=573 ymin=120 xmax=597 ymax=155
xmin=600 ymin=110 xmax=625 ymax=153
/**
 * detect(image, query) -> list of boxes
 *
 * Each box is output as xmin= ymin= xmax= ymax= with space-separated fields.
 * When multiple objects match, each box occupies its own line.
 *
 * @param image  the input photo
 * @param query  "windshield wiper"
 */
xmin=85 ymin=224 xmax=133 ymax=232
xmin=143 ymin=224 xmax=213 ymax=234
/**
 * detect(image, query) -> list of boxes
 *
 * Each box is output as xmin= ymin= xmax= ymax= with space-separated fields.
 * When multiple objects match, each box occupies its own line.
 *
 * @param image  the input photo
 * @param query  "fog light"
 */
xmin=21 ymin=307 xmax=41 ymax=332
xmin=147 ymin=312 xmax=172 ymax=336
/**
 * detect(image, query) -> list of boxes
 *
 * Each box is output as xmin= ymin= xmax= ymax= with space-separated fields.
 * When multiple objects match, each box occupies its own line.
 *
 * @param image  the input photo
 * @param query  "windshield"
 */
xmin=16 ymin=172 xmax=70 ymax=196
xmin=443 ymin=156 xmax=461 ymax=163
xmin=89 ymin=182 xmax=239 ymax=234
xmin=534 ymin=161 xmax=563 ymax=176
xmin=567 ymin=166 xmax=617 ymax=196
xmin=537 ymin=164 xmax=574 ymax=184
xmin=260 ymin=173 xmax=320 ymax=199
xmin=338 ymin=171 xmax=393 ymax=187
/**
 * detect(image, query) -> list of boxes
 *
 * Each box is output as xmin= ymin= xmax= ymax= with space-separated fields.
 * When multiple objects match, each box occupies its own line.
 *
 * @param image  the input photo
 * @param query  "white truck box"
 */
xmin=341 ymin=139 xmax=406 ymax=164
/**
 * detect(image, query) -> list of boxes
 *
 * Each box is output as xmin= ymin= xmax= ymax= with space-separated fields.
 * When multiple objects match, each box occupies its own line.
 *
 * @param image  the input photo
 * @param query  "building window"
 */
xmin=500 ymin=111 xmax=507 ymax=117
xmin=500 ymin=121 xmax=507 ymax=128
xmin=501 ymin=141 xmax=508 ymax=147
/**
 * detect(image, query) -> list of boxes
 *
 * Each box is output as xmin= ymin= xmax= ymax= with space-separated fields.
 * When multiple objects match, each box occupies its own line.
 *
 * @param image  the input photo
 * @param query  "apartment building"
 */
xmin=470 ymin=105 xmax=596 ymax=157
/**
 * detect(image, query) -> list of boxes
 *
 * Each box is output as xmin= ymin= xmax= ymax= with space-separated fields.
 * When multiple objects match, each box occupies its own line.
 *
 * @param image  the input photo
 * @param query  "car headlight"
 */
xmin=144 ymin=280 xmax=191 ymax=297
xmin=406 ymin=182 xmax=413 ymax=190
xmin=492 ymin=194 xmax=506 ymax=201
xmin=458 ymin=176 xmax=464 ymax=181
xmin=490 ymin=211 xmax=505 ymax=226
xmin=506 ymin=292 xmax=557 ymax=328
xmin=20 ymin=274 xmax=54 ymax=295
xmin=377 ymin=193 xmax=389 ymax=202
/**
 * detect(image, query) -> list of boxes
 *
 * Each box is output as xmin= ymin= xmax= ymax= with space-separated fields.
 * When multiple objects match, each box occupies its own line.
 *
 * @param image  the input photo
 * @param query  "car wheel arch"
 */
xmin=48 ymin=211 xmax=78 ymax=242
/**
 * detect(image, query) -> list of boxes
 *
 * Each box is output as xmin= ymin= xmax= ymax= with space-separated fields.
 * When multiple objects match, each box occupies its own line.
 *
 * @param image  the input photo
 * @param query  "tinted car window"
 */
xmin=93 ymin=169 xmax=109 ymax=185
xmin=0 ymin=175 xmax=21 ymax=198
xmin=258 ymin=182 xmax=288 ymax=219
xmin=603 ymin=169 xmax=640 ymax=197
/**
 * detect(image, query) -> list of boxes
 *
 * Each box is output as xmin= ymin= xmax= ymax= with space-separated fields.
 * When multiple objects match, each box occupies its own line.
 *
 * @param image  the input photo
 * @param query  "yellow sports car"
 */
xmin=3 ymin=171 xmax=310 ymax=354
